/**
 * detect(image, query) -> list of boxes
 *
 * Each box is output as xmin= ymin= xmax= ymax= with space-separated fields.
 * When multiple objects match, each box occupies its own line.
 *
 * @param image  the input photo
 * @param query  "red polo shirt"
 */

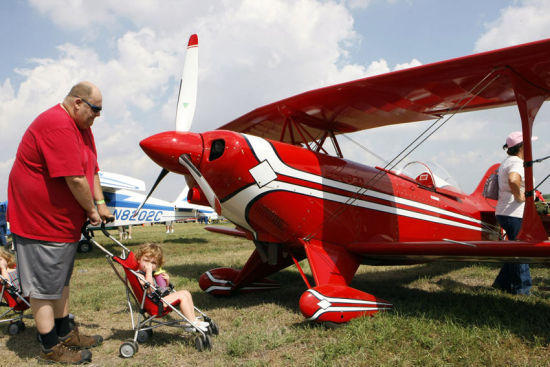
xmin=7 ymin=104 xmax=99 ymax=242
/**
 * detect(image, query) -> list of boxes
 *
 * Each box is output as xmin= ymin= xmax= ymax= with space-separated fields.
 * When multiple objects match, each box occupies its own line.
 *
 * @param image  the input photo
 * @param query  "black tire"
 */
xmin=77 ymin=240 xmax=91 ymax=253
xmin=136 ymin=330 xmax=149 ymax=343
xmin=68 ymin=314 xmax=76 ymax=330
xmin=119 ymin=340 xmax=137 ymax=358
xmin=16 ymin=320 xmax=26 ymax=332
xmin=194 ymin=335 xmax=204 ymax=352
xmin=7 ymin=322 xmax=19 ymax=335
xmin=209 ymin=321 xmax=219 ymax=336
xmin=204 ymin=334 xmax=212 ymax=350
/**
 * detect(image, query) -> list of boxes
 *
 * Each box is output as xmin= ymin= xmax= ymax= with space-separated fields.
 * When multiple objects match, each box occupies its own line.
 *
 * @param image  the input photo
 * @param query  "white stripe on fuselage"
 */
xmin=219 ymin=134 xmax=484 ymax=239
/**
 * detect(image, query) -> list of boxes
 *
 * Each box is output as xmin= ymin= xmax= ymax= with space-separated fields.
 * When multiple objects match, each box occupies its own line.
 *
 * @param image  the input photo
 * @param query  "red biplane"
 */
xmin=139 ymin=35 xmax=550 ymax=323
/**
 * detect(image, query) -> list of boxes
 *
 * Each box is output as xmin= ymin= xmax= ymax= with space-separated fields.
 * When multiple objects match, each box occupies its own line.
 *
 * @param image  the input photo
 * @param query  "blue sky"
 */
xmin=1 ymin=0 xmax=550 ymax=201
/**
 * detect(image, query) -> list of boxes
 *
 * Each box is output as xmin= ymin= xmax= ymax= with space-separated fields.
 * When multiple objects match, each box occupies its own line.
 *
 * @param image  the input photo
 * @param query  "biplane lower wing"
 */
xmin=346 ymin=240 xmax=550 ymax=264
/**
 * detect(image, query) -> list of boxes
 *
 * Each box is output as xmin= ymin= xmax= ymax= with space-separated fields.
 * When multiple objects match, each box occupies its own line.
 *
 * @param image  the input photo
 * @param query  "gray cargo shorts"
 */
xmin=14 ymin=234 xmax=78 ymax=300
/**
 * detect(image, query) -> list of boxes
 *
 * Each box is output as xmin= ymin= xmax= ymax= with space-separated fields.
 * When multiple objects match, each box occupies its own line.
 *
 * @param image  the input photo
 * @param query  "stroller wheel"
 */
xmin=136 ymin=330 xmax=150 ymax=343
xmin=68 ymin=313 xmax=76 ymax=330
xmin=194 ymin=335 xmax=205 ymax=352
xmin=209 ymin=321 xmax=219 ymax=336
xmin=204 ymin=334 xmax=212 ymax=350
xmin=77 ymin=239 xmax=92 ymax=253
xmin=120 ymin=339 xmax=138 ymax=358
xmin=17 ymin=320 xmax=26 ymax=332
xmin=7 ymin=322 xmax=20 ymax=335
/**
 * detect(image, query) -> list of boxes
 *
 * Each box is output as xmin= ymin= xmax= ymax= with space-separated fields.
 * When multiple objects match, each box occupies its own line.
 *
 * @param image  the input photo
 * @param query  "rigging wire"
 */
xmin=303 ymin=69 xmax=503 ymax=241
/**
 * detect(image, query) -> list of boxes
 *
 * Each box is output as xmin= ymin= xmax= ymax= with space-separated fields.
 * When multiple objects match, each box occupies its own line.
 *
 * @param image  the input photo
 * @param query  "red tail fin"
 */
xmin=471 ymin=163 xmax=500 ymax=199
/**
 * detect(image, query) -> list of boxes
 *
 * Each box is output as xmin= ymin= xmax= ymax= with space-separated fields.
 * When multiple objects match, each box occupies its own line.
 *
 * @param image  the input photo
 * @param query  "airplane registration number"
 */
xmin=112 ymin=209 xmax=163 ymax=222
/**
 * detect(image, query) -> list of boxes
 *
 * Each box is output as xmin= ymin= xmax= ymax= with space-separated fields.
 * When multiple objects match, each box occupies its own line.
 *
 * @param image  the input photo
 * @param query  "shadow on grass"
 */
xmin=109 ymin=327 xmax=197 ymax=348
xmin=348 ymin=262 xmax=550 ymax=344
xmin=175 ymin=260 xmax=550 ymax=345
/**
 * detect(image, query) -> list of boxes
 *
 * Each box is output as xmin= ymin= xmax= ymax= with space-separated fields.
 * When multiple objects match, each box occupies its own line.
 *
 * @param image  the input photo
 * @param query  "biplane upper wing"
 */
xmin=220 ymin=38 xmax=550 ymax=144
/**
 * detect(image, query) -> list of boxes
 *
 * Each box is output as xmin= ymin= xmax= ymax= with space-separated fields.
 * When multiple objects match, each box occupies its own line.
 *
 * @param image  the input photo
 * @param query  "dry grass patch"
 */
xmin=1 ymin=222 xmax=550 ymax=366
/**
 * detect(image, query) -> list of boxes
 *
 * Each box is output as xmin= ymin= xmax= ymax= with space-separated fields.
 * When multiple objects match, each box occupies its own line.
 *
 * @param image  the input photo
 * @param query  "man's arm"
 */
xmin=93 ymin=173 xmax=113 ymax=221
xmin=65 ymin=176 xmax=101 ymax=226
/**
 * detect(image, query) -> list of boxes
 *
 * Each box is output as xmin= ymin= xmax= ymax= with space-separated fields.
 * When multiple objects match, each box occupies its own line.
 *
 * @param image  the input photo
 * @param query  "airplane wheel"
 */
xmin=77 ymin=239 xmax=91 ymax=253
xmin=120 ymin=340 xmax=138 ymax=358
xmin=323 ymin=321 xmax=344 ymax=329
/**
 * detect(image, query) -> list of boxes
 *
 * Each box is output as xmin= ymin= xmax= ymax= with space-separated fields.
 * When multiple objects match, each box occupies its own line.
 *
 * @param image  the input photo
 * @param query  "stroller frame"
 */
xmin=82 ymin=222 xmax=218 ymax=357
xmin=0 ymin=272 xmax=31 ymax=335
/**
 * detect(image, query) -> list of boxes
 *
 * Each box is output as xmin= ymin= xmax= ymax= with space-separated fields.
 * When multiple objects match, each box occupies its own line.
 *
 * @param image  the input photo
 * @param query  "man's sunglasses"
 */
xmin=74 ymin=96 xmax=102 ymax=113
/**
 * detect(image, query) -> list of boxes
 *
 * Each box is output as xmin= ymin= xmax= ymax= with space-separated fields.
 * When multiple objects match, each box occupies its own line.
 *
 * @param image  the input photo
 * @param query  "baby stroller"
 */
xmin=0 ymin=271 xmax=31 ymax=335
xmin=82 ymin=222 xmax=218 ymax=358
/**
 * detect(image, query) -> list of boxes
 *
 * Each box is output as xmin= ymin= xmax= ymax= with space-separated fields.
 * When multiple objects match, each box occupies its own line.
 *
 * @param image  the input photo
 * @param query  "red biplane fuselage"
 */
xmin=141 ymin=129 xmax=501 ymax=322
xmin=140 ymin=37 xmax=550 ymax=323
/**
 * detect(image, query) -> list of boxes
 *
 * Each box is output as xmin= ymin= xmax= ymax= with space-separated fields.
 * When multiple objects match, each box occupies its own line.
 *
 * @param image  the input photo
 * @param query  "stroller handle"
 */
xmin=81 ymin=217 xmax=115 ymax=240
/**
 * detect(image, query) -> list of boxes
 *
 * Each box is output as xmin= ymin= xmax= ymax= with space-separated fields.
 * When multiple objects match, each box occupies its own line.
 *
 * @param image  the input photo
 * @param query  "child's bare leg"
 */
xmin=163 ymin=290 xmax=195 ymax=321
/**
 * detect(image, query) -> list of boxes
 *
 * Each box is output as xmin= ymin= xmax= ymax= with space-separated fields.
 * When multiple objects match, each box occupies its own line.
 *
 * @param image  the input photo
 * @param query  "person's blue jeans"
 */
xmin=493 ymin=215 xmax=532 ymax=295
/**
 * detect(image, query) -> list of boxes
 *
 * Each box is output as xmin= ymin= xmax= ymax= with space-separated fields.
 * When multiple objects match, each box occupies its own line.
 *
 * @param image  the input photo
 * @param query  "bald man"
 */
xmin=8 ymin=81 xmax=112 ymax=363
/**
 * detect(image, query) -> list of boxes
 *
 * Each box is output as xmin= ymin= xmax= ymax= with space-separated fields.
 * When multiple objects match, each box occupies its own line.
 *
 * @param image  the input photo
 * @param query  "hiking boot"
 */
xmin=59 ymin=326 xmax=103 ymax=349
xmin=40 ymin=343 xmax=92 ymax=364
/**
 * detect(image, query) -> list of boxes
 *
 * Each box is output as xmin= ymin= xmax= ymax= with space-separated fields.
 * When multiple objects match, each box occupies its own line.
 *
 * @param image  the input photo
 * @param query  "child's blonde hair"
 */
xmin=135 ymin=243 xmax=164 ymax=267
xmin=0 ymin=248 xmax=16 ymax=268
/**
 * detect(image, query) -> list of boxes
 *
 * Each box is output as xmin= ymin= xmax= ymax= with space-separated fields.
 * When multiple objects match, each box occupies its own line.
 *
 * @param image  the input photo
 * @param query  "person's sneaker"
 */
xmin=192 ymin=320 xmax=209 ymax=332
xmin=40 ymin=343 xmax=92 ymax=364
xmin=59 ymin=326 xmax=103 ymax=349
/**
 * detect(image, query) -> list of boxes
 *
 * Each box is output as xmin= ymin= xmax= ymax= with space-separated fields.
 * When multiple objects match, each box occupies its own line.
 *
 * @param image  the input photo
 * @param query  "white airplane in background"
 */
xmin=77 ymin=171 xmax=217 ymax=252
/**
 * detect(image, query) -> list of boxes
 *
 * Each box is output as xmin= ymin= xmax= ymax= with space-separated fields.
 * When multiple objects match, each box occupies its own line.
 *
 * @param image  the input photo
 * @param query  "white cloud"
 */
xmin=1 ymin=0 xmax=368 ymax=200
xmin=475 ymin=0 xmax=550 ymax=51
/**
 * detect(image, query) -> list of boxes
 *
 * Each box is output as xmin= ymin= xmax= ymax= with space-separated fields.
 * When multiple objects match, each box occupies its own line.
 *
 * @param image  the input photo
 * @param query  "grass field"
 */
xmin=1 ymin=222 xmax=550 ymax=366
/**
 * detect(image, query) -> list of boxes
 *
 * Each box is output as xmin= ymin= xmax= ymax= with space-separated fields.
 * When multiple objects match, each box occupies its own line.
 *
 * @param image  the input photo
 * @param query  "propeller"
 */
xmin=133 ymin=34 xmax=199 ymax=217
xmin=178 ymin=154 xmax=222 ymax=214
xmin=133 ymin=167 xmax=169 ymax=214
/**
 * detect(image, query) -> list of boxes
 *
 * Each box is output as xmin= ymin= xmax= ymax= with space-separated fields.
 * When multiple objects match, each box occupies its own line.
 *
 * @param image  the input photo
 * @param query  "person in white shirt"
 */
xmin=492 ymin=131 xmax=535 ymax=295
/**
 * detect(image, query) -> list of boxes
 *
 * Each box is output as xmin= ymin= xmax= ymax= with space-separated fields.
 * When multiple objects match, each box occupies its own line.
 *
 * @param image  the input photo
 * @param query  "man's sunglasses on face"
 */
xmin=71 ymin=95 xmax=102 ymax=113
xmin=80 ymin=98 xmax=102 ymax=113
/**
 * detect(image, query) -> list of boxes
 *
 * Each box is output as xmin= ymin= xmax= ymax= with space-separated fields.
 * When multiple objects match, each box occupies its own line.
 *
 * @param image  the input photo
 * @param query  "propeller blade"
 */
xmin=132 ymin=168 xmax=170 ymax=217
xmin=175 ymin=34 xmax=198 ymax=132
xmin=178 ymin=154 xmax=222 ymax=215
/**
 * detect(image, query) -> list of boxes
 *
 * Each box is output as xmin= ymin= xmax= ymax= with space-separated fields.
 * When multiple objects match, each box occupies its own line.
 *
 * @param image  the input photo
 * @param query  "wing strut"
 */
xmin=510 ymin=69 xmax=550 ymax=241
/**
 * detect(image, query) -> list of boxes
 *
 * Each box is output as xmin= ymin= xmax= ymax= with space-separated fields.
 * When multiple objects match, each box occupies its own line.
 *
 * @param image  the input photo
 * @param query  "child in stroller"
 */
xmin=0 ymin=248 xmax=18 ymax=290
xmin=135 ymin=243 xmax=209 ymax=332
xmin=1 ymin=248 xmax=30 ymax=335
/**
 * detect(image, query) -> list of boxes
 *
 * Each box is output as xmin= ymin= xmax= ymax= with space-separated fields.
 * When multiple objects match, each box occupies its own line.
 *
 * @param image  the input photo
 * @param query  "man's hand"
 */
xmin=87 ymin=208 xmax=101 ymax=226
xmin=96 ymin=203 xmax=114 ymax=223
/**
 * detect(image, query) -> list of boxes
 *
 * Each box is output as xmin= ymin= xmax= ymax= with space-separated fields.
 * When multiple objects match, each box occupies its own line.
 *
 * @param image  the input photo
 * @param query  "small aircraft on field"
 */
xmin=75 ymin=171 xmax=215 ymax=252
xmin=138 ymin=35 xmax=550 ymax=323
